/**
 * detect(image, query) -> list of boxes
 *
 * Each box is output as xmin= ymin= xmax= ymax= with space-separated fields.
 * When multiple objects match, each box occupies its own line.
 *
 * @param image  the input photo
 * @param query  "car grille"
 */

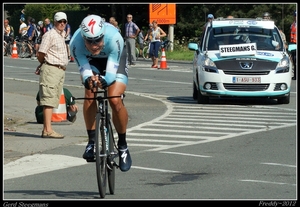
xmin=223 ymin=83 xmax=269 ymax=91
xmin=223 ymin=70 xmax=270 ymax=75
xmin=214 ymin=59 xmax=277 ymax=76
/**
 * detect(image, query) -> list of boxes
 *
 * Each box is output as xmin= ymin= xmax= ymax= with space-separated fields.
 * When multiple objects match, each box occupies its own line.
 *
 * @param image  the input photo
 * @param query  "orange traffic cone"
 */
xmin=51 ymin=89 xmax=67 ymax=122
xmin=159 ymin=48 xmax=169 ymax=70
xmin=11 ymin=41 xmax=18 ymax=59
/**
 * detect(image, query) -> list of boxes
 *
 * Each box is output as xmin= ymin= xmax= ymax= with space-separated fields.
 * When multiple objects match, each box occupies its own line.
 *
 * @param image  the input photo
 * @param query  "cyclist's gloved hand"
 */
xmin=84 ymin=76 xmax=93 ymax=90
xmin=99 ymin=77 xmax=107 ymax=89
xmin=84 ymin=76 xmax=107 ymax=90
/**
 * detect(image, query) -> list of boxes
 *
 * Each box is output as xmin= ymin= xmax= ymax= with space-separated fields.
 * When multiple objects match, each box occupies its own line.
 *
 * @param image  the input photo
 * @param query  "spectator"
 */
xmin=203 ymin=14 xmax=214 ymax=31
xmin=124 ymin=14 xmax=140 ymax=65
xmin=146 ymin=20 xmax=166 ymax=68
xmin=35 ymin=21 xmax=46 ymax=58
xmin=20 ymin=9 xmax=25 ymax=20
xmin=44 ymin=18 xmax=53 ymax=32
xmin=35 ymin=12 xmax=69 ymax=139
xmin=278 ymin=26 xmax=287 ymax=49
xmin=138 ymin=28 xmax=144 ymax=57
xmin=64 ymin=22 xmax=72 ymax=61
xmin=109 ymin=16 xmax=121 ymax=33
xmin=262 ymin=12 xmax=271 ymax=20
xmin=27 ymin=17 xmax=38 ymax=59
xmin=35 ymin=88 xmax=78 ymax=124
xmin=290 ymin=11 xmax=297 ymax=80
xmin=143 ymin=23 xmax=153 ymax=59
xmin=19 ymin=17 xmax=27 ymax=40
xmin=4 ymin=19 xmax=14 ymax=43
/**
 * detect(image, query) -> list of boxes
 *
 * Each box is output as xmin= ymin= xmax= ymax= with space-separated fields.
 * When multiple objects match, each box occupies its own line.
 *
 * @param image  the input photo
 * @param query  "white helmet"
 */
xmin=81 ymin=15 xmax=105 ymax=43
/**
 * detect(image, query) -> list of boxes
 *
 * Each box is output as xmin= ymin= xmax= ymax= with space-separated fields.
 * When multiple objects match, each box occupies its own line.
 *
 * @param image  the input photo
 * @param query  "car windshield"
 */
xmin=205 ymin=26 xmax=283 ymax=51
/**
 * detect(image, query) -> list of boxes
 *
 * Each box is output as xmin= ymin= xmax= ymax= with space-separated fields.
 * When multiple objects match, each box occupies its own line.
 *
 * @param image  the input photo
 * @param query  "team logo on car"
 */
xmin=247 ymin=20 xmax=257 ymax=25
xmin=240 ymin=62 xmax=253 ymax=69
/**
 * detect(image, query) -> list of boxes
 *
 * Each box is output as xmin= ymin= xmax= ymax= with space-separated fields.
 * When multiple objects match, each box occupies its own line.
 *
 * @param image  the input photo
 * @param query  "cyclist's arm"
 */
xmin=103 ymin=34 xmax=124 ymax=86
xmin=69 ymin=29 xmax=94 ymax=84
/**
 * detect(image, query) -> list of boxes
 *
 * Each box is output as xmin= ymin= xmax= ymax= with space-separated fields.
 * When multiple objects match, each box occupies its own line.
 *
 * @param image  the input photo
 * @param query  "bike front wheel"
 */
xmin=95 ymin=113 xmax=107 ymax=198
xmin=107 ymin=120 xmax=116 ymax=195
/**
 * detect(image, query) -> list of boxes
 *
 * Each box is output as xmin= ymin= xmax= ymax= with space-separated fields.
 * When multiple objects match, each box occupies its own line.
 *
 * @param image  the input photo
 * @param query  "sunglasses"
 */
xmin=84 ymin=35 xmax=104 ymax=44
xmin=57 ymin=20 xmax=67 ymax=24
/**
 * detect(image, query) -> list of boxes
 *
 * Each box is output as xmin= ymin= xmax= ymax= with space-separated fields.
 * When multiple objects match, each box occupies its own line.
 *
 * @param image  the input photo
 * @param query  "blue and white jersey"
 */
xmin=70 ymin=23 xmax=124 ymax=86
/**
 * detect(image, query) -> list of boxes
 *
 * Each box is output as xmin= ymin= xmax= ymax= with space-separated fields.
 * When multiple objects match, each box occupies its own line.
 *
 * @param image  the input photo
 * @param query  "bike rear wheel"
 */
xmin=107 ymin=120 xmax=116 ymax=195
xmin=18 ymin=42 xmax=31 ymax=58
xmin=95 ymin=113 xmax=107 ymax=198
xmin=135 ymin=47 xmax=139 ymax=60
xmin=142 ymin=46 xmax=149 ymax=59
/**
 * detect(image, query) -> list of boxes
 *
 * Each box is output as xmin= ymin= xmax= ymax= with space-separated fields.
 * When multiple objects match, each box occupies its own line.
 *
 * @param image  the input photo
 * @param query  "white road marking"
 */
xmin=131 ymin=166 xmax=180 ymax=173
xmin=260 ymin=162 xmax=296 ymax=168
xmin=160 ymin=151 xmax=211 ymax=158
xmin=239 ymin=179 xmax=296 ymax=186
xmin=4 ymin=154 xmax=87 ymax=180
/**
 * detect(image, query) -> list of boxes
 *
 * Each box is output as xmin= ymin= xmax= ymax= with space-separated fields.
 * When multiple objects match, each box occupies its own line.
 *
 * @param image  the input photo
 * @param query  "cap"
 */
xmin=207 ymin=14 xmax=214 ymax=19
xmin=38 ymin=21 xmax=43 ymax=25
xmin=149 ymin=23 xmax=153 ymax=26
xmin=54 ymin=12 xmax=67 ymax=22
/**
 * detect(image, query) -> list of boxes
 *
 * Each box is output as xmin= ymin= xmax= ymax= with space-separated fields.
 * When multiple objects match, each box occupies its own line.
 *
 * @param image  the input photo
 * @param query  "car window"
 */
xmin=205 ymin=24 xmax=283 ymax=52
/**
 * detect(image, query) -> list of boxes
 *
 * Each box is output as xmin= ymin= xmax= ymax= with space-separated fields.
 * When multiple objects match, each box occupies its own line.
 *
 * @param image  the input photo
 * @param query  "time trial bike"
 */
xmin=73 ymin=81 xmax=125 ymax=198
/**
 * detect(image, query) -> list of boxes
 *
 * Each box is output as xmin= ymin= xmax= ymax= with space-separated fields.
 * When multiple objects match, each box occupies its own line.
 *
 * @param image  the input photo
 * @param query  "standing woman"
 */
xmin=147 ymin=20 xmax=166 ymax=68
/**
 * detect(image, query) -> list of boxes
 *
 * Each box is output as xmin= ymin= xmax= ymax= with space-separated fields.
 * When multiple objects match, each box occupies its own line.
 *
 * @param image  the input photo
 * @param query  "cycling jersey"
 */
xmin=70 ymin=23 xmax=127 ymax=86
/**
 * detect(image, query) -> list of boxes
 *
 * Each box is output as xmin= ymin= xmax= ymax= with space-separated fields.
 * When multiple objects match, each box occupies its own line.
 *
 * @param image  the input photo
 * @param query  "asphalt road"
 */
xmin=3 ymin=56 xmax=297 ymax=201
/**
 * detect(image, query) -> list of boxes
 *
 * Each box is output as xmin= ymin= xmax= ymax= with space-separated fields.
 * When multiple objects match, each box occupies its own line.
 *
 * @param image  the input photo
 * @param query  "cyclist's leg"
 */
xmin=82 ymin=58 xmax=106 ymax=159
xmin=107 ymin=48 xmax=131 ymax=172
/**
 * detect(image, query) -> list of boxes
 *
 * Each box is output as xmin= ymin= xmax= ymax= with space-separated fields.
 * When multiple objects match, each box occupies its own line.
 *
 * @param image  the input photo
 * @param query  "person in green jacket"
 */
xmin=35 ymin=88 xmax=78 ymax=123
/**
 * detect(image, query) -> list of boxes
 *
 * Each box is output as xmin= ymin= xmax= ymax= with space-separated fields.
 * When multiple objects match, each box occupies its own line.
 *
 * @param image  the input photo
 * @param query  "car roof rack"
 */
xmin=213 ymin=17 xmax=267 ymax=21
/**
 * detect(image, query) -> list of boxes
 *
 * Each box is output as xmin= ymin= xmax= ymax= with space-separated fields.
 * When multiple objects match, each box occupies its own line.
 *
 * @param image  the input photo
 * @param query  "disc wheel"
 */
xmin=95 ymin=113 xmax=107 ymax=198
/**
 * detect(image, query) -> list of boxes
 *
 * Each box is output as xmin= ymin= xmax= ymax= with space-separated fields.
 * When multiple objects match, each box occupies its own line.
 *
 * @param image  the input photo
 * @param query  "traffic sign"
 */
xmin=149 ymin=3 xmax=176 ymax=24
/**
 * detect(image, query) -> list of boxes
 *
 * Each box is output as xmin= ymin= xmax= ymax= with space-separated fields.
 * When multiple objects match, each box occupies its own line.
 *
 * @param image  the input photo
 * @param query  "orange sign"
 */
xmin=149 ymin=3 xmax=176 ymax=25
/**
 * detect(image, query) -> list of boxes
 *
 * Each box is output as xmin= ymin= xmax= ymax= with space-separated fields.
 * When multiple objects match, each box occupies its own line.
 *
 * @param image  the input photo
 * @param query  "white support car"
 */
xmin=188 ymin=17 xmax=292 ymax=104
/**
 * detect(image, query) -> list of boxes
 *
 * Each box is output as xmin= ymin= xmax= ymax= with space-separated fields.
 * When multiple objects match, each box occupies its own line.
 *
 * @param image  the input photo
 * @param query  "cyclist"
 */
xmin=69 ymin=14 xmax=132 ymax=172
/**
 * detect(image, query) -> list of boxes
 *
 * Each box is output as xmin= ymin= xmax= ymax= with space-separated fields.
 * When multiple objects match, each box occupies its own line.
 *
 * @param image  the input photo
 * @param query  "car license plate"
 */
xmin=233 ymin=77 xmax=261 ymax=83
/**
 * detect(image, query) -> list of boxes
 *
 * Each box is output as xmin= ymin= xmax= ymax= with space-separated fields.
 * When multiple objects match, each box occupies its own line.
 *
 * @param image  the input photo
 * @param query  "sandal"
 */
xmin=41 ymin=130 xmax=64 ymax=139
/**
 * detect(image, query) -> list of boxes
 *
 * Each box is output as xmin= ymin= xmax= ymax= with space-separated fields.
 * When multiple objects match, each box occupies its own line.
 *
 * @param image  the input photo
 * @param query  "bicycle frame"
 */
xmin=72 ymin=86 xmax=124 ymax=198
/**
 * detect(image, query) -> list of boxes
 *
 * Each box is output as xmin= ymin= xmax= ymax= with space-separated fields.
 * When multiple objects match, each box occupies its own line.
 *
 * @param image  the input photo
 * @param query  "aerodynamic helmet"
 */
xmin=80 ymin=15 xmax=105 ymax=44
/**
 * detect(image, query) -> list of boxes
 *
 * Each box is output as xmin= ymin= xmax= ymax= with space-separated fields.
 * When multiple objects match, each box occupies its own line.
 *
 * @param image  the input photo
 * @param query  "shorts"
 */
xmin=88 ymin=47 xmax=128 ymax=85
xmin=39 ymin=63 xmax=65 ymax=108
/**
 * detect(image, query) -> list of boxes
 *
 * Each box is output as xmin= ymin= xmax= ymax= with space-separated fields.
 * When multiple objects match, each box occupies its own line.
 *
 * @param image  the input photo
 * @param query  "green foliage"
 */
xmin=4 ymin=3 xmax=296 ymax=44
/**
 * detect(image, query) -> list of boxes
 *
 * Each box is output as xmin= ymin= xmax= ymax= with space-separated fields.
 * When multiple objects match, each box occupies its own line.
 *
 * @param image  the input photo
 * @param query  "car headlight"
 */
xmin=275 ymin=56 xmax=290 ymax=73
xmin=203 ymin=57 xmax=217 ymax=67
xmin=202 ymin=57 xmax=218 ymax=73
